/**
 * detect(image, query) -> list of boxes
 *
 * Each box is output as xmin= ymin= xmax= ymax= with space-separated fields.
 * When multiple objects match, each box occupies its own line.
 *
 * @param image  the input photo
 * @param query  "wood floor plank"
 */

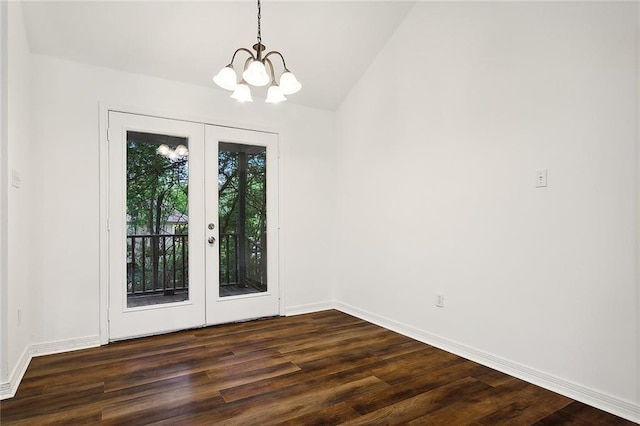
xmin=102 ymin=346 xmax=229 ymax=393
xmin=406 ymin=376 xmax=565 ymax=425
xmin=217 ymin=375 xmax=390 ymax=426
xmin=366 ymin=346 xmax=463 ymax=384
xmin=342 ymin=377 xmax=492 ymax=425
xmin=218 ymin=364 xmax=375 ymax=404
xmin=100 ymin=383 xmax=225 ymax=422
xmin=348 ymin=358 xmax=488 ymax=415
xmin=0 ymin=381 xmax=105 ymax=422
xmin=0 ymin=310 xmax=633 ymax=425
xmin=100 ymin=372 xmax=213 ymax=410
xmin=2 ymin=409 xmax=103 ymax=425
xmin=473 ymin=382 xmax=576 ymax=425
xmin=280 ymin=401 xmax=362 ymax=425
xmin=206 ymin=361 xmax=302 ymax=391
xmin=533 ymin=401 xmax=637 ymax=426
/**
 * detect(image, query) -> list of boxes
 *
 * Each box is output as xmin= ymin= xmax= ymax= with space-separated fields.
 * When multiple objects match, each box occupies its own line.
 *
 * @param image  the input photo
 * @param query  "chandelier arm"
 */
xmin=242 ymin=57 xmax=253 ymax=74
xmin=263 ymin=51 xmax=289 ymax=72
xmin=229 ymin=47 xmax=257 ymax=66
xmin=264 ymin=58 xmax=276 ymax=83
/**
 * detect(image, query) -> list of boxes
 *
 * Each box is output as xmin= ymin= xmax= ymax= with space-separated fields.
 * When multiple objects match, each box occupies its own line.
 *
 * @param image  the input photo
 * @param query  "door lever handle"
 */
xmin=208 ymin=236 xmax=216 ymax=244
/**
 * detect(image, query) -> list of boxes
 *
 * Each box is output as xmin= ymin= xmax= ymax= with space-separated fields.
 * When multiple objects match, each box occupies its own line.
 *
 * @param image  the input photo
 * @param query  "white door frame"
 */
xmin=98 ymin=104 xmax=283 ymax=344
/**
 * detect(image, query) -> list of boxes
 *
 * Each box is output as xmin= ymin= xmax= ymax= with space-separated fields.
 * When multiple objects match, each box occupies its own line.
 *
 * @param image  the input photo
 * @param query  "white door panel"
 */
xmin=205 ymin=125 xmax=279 ymax=325
xmin=108 ymin=112 xmax=205 ymax=340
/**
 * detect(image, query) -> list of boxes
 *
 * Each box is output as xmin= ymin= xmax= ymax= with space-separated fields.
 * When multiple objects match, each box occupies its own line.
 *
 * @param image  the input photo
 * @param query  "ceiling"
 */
xmin=21 ymin=1 xmax=415 ymax=111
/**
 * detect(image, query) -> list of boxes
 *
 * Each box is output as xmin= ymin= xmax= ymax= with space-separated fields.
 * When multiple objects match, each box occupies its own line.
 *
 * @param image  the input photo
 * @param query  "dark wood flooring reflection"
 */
xmin=0 ymin=310 xmax=634 ymax=425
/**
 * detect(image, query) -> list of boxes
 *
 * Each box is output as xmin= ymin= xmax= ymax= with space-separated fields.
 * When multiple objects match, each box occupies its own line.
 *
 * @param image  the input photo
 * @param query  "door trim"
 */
xmin=98 ymin=103 xmax=283 ymax=344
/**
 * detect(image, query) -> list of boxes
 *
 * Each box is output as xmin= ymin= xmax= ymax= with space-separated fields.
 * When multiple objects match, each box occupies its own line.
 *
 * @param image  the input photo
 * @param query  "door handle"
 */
xmin=208 ymin=236 xmax=216 ymax=244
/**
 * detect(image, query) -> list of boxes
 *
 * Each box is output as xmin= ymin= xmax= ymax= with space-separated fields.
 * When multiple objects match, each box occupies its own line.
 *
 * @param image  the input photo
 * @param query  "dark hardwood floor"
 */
xmin=0 ymin=310 xmax=634 ymax=425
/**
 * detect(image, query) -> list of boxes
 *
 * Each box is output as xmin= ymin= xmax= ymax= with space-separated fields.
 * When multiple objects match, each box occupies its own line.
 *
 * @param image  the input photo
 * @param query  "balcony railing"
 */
xmin=219 ymin=233 xmax=266 ymax=290
xmin=127 ymin=234 xmax=188 ymax=296
xmin=127 ymin=233 xmax=266 ymax=296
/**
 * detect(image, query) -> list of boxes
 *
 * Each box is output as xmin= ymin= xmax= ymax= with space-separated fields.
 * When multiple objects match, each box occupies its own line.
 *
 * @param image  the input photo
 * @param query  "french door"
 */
xmin=205 ymin=125 xmax=279 ymax=325
xmin=108 ymin=111 xmax=279 ymax=340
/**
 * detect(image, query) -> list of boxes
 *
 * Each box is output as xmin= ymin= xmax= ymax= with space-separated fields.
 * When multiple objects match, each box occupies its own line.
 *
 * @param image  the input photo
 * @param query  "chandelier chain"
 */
xmin=257 ymin=0 xmax=262 ymax=45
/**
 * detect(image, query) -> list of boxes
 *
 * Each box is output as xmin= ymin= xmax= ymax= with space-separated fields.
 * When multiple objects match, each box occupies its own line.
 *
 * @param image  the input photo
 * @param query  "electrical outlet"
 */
xmin=535 ymin=169 xmax=547 ymax=188
xmin=436 ymin=294 xmax=445 ymax=308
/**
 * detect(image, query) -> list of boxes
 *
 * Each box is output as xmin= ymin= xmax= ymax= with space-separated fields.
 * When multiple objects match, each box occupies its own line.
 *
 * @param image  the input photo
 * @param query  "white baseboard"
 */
xmin=0 ymin=345 xmax=29 ymax=401
xmin=285 ymin=301 xmax=333 ymax=316
xmin=334 ymin=301 xmax=640 ymax=424
xmin=0 ymin=335 xmax=100 ymax=400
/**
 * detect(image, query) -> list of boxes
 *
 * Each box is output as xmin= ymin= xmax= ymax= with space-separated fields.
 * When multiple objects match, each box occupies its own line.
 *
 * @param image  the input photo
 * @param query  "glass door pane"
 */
xmin=218 ymin=142 xmax=267 ymax=297
xmin=126 ymin=131 xmax=190 ymax=307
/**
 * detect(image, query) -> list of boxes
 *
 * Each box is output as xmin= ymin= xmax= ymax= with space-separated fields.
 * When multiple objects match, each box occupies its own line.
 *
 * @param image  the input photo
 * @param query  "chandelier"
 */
xmin=157 ymin=144 xmax=188 ymax=161
xmin=213 ymin=0 xmax=302 ymax=103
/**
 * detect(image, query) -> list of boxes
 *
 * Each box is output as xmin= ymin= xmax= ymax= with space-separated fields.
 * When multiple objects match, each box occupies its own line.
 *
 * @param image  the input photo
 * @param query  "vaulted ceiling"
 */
xmin=21 ymin=1 xmax=415 ymax=111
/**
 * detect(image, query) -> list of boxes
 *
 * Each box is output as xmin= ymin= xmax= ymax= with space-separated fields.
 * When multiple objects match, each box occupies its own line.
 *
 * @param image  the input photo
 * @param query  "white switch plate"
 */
xmin=436 ymin=294 xmax=445 ymax=308
xmin=11 ymin=169 xmax=21 ymax=188
xmin=535 ymin=169 xmax=547 ymax=188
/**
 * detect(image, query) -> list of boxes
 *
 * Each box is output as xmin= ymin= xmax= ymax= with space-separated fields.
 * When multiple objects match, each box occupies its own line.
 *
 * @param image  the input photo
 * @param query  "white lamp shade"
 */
xmin=213 ymin=66 xmax=238 ymax=91
xmin=174 ymin=145 xmax=188 ymax=157
xmin=265 ymin=84 xmax=287 ymax=104
xmin=279 ymin=71 xmax=302 ymax=95
xmin=231 ymin=82 xmax=253 ymax=102
xmin=157 ymin=144 xmax=171 ymax=156
xmin=242 ymin=60 xmax=270 ymax=87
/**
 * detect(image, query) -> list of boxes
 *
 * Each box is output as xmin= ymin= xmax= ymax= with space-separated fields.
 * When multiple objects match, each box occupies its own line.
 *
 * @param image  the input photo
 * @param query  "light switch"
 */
xmin=11 ymin=169 xmax=21 ymax=189
xmin=535 ymin=169 xmax=547 ymax=188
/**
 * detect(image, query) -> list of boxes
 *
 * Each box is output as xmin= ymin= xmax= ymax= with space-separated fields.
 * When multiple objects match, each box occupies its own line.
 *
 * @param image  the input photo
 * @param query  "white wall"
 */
xmin=3 ymin=1 xmax=34 ymax=391
xmin=0 ymin=0 xmax=8 ymax=385
xmin=24 ymin=55 xmax=335 ymax=349
xmin=637 ymin=1 xmax=640 ymax=415
xmin=335 ymin=1 xmax=639 ymax=419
